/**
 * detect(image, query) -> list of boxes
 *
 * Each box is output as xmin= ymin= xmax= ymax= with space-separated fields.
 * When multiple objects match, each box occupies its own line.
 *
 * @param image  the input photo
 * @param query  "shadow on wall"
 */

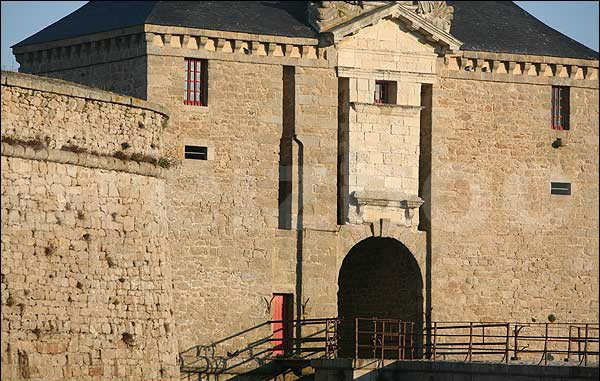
xmin=320 ymin=360 xmax=600 ymax=381
xmin=179 ymin=319 xmax=329 ymax=381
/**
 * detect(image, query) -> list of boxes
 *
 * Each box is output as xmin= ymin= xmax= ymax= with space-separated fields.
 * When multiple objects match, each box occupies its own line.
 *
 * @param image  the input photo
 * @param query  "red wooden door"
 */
xmin=272 ymin=294 xmax=293 ymax=355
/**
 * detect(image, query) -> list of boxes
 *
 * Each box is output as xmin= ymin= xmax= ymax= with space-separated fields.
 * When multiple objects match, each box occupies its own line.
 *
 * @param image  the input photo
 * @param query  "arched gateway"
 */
xmin=337 ymin=237 xmax=423 ymax=358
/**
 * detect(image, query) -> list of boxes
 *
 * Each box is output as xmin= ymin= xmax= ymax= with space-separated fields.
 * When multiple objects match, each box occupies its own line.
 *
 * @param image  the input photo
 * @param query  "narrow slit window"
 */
xmin=551 ymin=86 xmax=569 ymax=130
xmin=184 ymin=145 xmax=208 ymax=160
xmin=551 ymin=182 xmax=571 ymax=195
xmin=184 ymin=58 xmax=207 ymax=106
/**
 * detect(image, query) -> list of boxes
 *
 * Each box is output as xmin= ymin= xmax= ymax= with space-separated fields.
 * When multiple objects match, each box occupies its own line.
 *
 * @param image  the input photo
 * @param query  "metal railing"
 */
xmin=179 ymin=318 xmax=338 ymax=375
xmin=180 ymin=318 xmax=599 ymax=376
xmin=351 ymin=319 xmax=599 ymax=366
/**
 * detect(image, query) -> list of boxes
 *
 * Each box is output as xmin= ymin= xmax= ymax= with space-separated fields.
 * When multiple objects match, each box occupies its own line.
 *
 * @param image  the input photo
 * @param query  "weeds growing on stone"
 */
xmin=60 ymin=144 xmax=88 ymax=154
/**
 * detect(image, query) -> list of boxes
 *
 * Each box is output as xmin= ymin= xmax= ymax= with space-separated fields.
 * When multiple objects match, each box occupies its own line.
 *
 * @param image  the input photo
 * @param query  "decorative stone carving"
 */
xmin=308 ymin=1 xmax=457 ymax=48
xmin=307 ymin=1 xmax=366 ymax=32
xmin=308 ymin=1 xmax=454 ymax=34
xmin=415 ymin=1 xmax=454 ymax=32
xmin=350 ymin=190 xmax=424 ymax=227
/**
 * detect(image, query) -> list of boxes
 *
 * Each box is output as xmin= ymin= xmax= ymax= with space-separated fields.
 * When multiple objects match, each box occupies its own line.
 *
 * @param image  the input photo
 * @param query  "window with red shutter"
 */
xmin=184 ymin=58 xmax=207 ymax=106
xmin=551 ymin=86 xmax=570 ymax=130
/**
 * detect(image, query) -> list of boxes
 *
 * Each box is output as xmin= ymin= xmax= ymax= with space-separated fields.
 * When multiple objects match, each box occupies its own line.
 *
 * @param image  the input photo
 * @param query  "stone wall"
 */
xmin=15 ymin=29 xmax=148 ymax=100
xmin=6 ymin=9 xmax=599 ymax=379
xmin=32 ymin=57 xmax=149 ymax=100
xmin=145 ymin=51 xmax=340 ymax=358
xmin=1 ymin=71 xmax=165 ymax=160
xmin=430 ymin=76 xmax=599 ymax=323
xmin=0 ymin=71 xmax=179 ymax=380
xmin=336 ymin=18 xmax=436 ymax=226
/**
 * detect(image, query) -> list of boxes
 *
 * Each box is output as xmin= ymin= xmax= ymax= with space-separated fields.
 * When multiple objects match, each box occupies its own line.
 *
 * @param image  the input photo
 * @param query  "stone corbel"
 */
xmin=215 ymin=38 xmax=226 ymax=52
xmin=569 ymin=65 xmax=579 ymax=79
xmin=266 ymin=42 xmax=276 ymax=56
xmin=249 ymin=41 xmax=260 ymax=55
xmin=163 ymin=34 xmax=172 ymax=47
xmin=181 ymin=35 xmax=190 ymax=49
xmin=400 ymin=199 xmax=424 ymax=220
xmin=584 ymin=67 xmax=597 ymax=80
xmin=144 ymin=32 xmax=155 ymax=46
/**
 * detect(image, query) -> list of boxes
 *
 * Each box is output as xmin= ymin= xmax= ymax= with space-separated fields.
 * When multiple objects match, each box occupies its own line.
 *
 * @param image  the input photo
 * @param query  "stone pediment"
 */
xmin=309 ymin=1 xmax=462 ymax=53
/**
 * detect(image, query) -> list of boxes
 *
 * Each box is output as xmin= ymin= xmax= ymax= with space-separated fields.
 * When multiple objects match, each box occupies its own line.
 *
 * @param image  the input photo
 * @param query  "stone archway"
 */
xmin=337 ymin=237 xmax=423 ymax=358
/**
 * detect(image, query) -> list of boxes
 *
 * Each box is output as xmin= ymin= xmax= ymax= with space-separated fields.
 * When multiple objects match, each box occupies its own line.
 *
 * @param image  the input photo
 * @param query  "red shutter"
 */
xmin=271 ymin=294 xmax=293 ymax=356
xmin=272 ymin=295 xmax=285 ymax=355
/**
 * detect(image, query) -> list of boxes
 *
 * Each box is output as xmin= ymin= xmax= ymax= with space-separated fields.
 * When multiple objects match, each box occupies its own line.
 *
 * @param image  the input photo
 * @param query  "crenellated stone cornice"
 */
xmin=443 ymin=51 xmax=599 ymax=88
xmin=144 ymin=25 xmax=332 ymax=67
xmin=13 ymin=24 xmax=335 ymax=72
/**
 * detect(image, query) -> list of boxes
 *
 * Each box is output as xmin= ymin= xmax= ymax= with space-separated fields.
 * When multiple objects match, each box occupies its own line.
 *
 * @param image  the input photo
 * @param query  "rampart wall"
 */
xmin=0 ymin=71 xmax=179 ymax=380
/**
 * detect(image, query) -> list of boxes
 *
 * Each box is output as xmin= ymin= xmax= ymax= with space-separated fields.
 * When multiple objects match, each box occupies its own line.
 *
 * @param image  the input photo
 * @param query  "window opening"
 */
xmin=184 ymin=58 xmax=207 ymax=106
xmin=551 ymin=86 xmax=569 ymax=130
xmin=551 ymin=182 xmax=571 ymax=195
xmin=184 ymin=145 xmax=208 ymax=160
xmin=374 ymin=81 xmax=397 ymax=104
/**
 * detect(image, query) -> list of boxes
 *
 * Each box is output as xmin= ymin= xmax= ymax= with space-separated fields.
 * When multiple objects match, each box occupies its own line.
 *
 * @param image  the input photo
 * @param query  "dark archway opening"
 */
xmin=337 ymin=237 xmax=423 ymax=358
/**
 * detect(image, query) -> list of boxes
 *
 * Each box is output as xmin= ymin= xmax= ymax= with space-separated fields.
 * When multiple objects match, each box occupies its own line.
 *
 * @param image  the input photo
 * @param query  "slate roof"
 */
xmin=447 ymin=1 xmax=597 ymax=60
xmin=13 ymin=1 xmax=598 ymax=60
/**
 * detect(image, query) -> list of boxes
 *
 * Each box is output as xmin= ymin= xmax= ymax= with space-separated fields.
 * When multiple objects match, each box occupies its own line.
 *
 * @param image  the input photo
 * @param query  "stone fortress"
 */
xmin=1 ymin=1 xmax=598 ymax=380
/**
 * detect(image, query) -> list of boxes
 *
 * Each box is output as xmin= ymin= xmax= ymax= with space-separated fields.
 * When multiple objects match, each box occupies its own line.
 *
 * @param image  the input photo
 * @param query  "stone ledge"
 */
xmin=353 ymin=190 xmax=423 ymax=209
xmin=351 ymin=102 xmax=423 ymax=115
xmin=1 ymin=71 xmax=169 ymax=116
xmin=0 ymin=142 xmax=166 ymax=178
xmin=337 ymin=66 xmax=438 ymax=84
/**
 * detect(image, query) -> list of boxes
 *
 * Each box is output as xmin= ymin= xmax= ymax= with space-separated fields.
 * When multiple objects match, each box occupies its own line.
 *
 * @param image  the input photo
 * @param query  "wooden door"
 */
xmin=272 ymin=293 xmax=293 ymax=355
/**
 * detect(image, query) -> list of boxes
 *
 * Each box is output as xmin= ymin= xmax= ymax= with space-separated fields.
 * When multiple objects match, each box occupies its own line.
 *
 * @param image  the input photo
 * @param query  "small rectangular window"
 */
xmin=184 ymin=58 xmax=208 ymax=106
xmin=551 ymin=182 xmax=571 ymax=195
xmin=551 ymin=86 xmax=569 ymax=130
xmin=374 ymin=80 xmax=397 ymax=104
xmin=184 ymin=145 xmax=208 ymax=160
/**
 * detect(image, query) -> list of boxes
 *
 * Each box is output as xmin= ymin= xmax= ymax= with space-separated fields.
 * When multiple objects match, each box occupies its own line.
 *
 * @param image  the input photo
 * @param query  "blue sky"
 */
xmin=1 ymin=1 xmax=599 ymax=70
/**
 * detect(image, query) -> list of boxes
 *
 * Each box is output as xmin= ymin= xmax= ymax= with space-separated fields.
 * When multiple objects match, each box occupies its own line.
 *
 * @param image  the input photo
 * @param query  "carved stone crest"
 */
xmin=415 ymin=1 xmax=454 ymax=32
xmin=307 ymin=1 xmax=367 ymax=32
xmin=307 ymin=1 xmax=455 ymax=34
